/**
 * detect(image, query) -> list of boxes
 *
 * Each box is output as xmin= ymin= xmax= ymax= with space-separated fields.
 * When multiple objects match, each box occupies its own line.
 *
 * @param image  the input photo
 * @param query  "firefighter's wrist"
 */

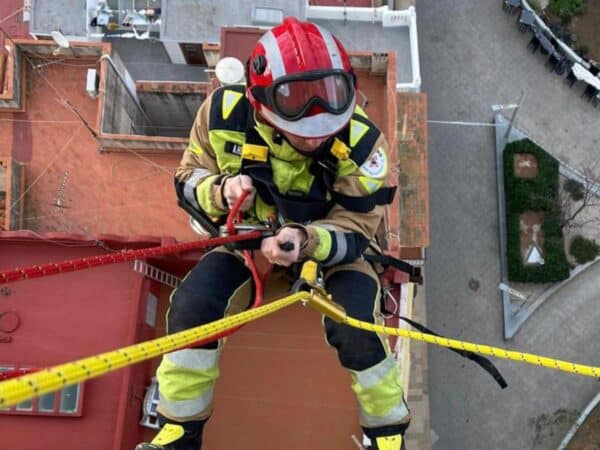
xmin=216 ymin=175 xmax=232 ymax=211
xmin=280 ymin=224 xmax=309 ymax=259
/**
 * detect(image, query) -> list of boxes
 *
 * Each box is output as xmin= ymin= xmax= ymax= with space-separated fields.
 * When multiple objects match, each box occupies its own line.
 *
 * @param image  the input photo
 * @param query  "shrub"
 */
xmin=549 ymin=0 xmax=586 ymax=20
xmin=577 ymin=44 xmax=589 ymax=57
xmin=503 ymin=139 xmax=570 ymax=282
xmin=564 ymin=178 xmax=584 ymax=201
xmin=570 ymin=236 xmax=599 ymax=264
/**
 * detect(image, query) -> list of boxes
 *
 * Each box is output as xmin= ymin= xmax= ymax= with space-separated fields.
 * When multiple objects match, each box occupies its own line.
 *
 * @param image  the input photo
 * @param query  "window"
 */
xmin=0 ymin=365 xmax=84 ymax=417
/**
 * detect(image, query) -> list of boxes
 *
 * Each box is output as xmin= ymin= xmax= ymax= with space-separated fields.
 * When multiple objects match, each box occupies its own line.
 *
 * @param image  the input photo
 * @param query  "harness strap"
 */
xmin=331 ymin=186 xmax=397 ymax=214
xmin=240 ymin=107 xmax=394 ymax=221
xmin=364 ymin=253 xmax=422 ymax=284
xmin=393 ymin=314 xmax=508 ymax=389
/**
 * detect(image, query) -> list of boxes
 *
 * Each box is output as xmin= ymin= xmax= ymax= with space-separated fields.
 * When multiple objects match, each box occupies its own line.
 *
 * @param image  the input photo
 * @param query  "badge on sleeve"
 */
xmin=359 ymin=147 xmax=387 ymax=178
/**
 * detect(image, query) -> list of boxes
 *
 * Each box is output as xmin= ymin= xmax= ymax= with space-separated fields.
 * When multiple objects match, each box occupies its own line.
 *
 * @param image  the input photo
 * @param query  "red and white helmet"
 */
xmin=247 ymin=17 xmax=357 ymax=139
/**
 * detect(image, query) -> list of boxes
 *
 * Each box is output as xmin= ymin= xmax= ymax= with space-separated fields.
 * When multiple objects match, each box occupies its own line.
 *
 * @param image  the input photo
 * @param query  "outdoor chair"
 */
xmin=517 ymin=9 xmax=535 ymax=32
xmin=503 ymin=0 xmax=521 ymax=14
xmin=564 ymin=68 xmax=578 ymax=87
xmin=581 ymin=84 xmax=599 ymax=103
xmin=545 ymin=52 xmax=564 ymax=72
xmin=554 ymin=58 xmax=572 ymax=76
xmin=527 ymin=34 xmax=540 ymax=53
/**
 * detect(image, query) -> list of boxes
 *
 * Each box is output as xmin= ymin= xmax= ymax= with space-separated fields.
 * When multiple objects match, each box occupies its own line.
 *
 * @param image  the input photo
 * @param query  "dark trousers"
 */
xmin=158 ymin=247 xmax=409 ymax=437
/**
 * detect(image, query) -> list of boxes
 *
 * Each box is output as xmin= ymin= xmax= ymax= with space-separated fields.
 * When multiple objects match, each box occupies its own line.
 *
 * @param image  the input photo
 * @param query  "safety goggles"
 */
xmin=255 ymin=70 xmax=355 ymax=121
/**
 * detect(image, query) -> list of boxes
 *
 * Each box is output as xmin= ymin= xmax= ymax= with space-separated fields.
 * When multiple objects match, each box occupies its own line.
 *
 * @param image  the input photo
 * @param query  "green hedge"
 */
xmin=570 ymin=235 xmax=599 ymax=264
xmin=504 ymin=139 xmax=570 ymax=282
xmin=549 ymin=0 xmax=586 ymax=20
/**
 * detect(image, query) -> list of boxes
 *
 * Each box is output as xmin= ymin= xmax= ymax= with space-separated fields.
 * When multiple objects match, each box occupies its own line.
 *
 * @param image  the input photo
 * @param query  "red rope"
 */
xmin=0 ymin=191 xmax=267 ymax=379
xmin=183 ymin=190 xmax=265 ymax=347
xmin=0 ymin=191 xmax=259 ymax=285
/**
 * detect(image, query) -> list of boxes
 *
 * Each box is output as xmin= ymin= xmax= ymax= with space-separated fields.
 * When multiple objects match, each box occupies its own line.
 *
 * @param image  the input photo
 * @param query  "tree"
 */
xmin=559 ymin=161 xmax=600 ymax=230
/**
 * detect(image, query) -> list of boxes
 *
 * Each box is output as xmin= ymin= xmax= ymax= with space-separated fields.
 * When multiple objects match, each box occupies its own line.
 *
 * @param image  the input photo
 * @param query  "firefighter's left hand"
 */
xmin=260 ymin=227 xmax=306 ymax=267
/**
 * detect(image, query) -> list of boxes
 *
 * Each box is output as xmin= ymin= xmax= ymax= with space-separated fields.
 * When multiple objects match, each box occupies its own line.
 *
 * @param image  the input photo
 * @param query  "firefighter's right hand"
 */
xmin=222 ymin=175 xmax=255 ymax=211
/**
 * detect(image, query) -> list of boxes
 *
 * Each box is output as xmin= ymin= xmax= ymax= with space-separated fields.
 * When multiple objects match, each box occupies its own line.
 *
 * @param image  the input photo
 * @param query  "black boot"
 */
xmin=363 ymin=423 xmax=409 ymax=450
xmin=135 ymin=414 xmax=207 ymax=450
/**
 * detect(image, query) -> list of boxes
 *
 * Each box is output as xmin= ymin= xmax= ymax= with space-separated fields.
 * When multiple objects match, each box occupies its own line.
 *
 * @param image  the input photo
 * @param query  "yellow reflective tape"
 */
xmin=354 ymin=105 xmax=368 ymax=118
xmin=241 ymin=143 xmax=269 ymax=162
xmin=222 ymin=90 xmax=244 ymax=120
xmin=352 ymin=364 xmax=402 ymax=416
xmin=312 ymin=226 xmax=332 ymax=262
xmin=376 ymin=435 xmax=403 ymax=450
xmin=152 ymin=424 xmax=185 ymax=445
xmin=350 ymin=119 xmax=369 ymax=147
xmin=156 ymin=357 xmax=219 ymax=401
xmin=188 ymin=140 xmax=204 ymax=155
xmin=331 ymin=137 xmax=350 ymax=160
xmin=359 ymin=176 xmax=382 ymax=194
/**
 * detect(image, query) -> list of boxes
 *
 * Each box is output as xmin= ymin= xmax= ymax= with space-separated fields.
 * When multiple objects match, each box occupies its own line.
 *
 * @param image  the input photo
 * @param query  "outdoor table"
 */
xmin=572 ymin=62 xmax=600 ymax=91
xmin=535 ymin=30 xmax=555 ymax=54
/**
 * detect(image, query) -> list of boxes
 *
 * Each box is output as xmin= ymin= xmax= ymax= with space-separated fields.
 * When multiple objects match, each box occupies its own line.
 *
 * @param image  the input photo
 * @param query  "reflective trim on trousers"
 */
xmin=165 ymin=348 xmax=220 ymax=372
xmin=351 ymin=355 xmax=397 ymax=389
xmin=359 ymin=398 xmax=410 ymax=428
xmin=158 ymin=385 xmax=215 ymax=419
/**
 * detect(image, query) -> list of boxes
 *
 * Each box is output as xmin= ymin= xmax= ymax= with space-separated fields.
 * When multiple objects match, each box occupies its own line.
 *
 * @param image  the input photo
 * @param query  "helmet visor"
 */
xmin=271 ymin=70 xmax=354 ymax=121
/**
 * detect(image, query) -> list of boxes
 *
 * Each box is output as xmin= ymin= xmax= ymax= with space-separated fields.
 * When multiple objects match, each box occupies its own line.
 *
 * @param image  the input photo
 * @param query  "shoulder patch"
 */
xmin=222 ymin=90 xmax=244 ymax=120
xmin=359 ymin=147 xmax=387 ymax=178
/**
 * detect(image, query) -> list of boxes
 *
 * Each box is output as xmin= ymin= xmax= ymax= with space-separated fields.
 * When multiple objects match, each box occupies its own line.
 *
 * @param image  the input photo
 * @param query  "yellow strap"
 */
xmin=241 ymin=143 xmax=269 ymax=162
xmin=152 ymin=424 xmax=185 ymax=445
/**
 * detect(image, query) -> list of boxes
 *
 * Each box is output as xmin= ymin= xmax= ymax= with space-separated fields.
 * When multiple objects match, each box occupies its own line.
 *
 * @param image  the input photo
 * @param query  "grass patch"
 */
xmin=504 ymin=139 xmax=570 ymax=282
xmin=549 ymin=0 xmax=586 ymax=21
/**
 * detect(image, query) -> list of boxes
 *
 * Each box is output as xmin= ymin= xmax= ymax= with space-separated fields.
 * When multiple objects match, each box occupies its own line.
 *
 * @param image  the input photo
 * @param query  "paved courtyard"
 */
xmin=418 ymin=1 xmax=600 ymax=449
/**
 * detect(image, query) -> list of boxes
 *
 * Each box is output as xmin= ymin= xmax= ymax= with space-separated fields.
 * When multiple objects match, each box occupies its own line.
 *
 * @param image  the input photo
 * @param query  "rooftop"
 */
xmin=27 ymin=1 xmax=419 ymax=86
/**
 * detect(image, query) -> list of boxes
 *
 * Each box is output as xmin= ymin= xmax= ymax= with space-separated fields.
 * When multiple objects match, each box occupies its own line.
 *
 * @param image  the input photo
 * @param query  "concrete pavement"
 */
xmin=418 ymin=0 xmax=600 ymax=448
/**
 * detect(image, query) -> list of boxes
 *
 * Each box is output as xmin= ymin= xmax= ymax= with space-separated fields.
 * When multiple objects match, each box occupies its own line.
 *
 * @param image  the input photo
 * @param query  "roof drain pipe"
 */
xmin=99 ymin=54 xmax=157 ymax=135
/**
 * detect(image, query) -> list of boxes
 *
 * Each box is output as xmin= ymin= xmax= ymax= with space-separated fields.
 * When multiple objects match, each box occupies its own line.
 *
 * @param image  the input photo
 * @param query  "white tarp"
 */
xmin=572 ymin=63 xmax=600 ymax=91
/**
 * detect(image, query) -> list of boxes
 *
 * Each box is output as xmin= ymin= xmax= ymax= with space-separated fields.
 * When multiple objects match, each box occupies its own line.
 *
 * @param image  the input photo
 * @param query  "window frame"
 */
xmin=0 ymin=365 xmax=84 ymax=417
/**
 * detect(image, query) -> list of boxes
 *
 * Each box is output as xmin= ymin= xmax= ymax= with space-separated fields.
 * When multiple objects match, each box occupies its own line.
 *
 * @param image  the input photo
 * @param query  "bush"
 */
xmin=577 ymin=44 xmax=589 ymax=57
xmin=503 ymin=139 xmax=570 ymax=282
xmin=564 ymin=178 xmax=584 ymax=201
xmin=570 ymin=236 xmax=599 ymax=264
xmin=549 ymin=0 xmax=586 ymax=20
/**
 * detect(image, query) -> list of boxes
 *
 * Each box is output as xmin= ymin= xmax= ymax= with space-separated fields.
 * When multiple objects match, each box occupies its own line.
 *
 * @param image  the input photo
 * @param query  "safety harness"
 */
xmin=239 ymin=104 xmax=397 ymax=222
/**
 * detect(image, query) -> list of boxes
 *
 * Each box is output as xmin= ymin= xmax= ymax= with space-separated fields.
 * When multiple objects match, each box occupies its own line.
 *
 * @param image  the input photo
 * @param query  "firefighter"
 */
xmin=136 ymin=17 xmax=410 ymax=450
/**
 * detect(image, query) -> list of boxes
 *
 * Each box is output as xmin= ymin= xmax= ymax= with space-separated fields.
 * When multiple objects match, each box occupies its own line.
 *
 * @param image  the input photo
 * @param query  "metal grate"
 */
xmin=133 ymin=260 xmax=182 ymax=289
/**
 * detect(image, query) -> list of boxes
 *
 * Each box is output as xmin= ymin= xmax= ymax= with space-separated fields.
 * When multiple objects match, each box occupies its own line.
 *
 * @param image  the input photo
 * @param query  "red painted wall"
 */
xmin=0 ymin=241 xmax=146 ymax=450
